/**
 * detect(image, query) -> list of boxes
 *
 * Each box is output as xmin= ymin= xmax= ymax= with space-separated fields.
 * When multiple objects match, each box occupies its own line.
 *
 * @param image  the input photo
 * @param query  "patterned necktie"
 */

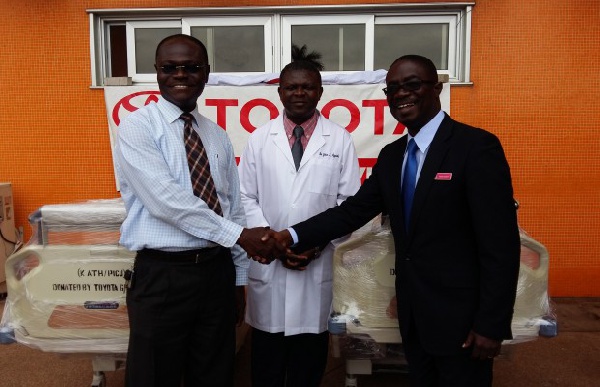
xmin=291 ymin=125 xmax=304 ymax=171
xmin=181 ymin=113 xmax=223 ymax=216
xmin=402 ymin=139 xmax=418 ymax=229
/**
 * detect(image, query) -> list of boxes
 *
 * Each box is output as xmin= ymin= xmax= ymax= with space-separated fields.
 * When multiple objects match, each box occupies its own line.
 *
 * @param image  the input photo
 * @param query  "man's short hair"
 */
xmin=280 ymin=60 xmax=322 ymax=84
xmin=155 ymin=34 xmax=208 ymax=62
xmin=392 ymin=55 xmax=438 ymax=81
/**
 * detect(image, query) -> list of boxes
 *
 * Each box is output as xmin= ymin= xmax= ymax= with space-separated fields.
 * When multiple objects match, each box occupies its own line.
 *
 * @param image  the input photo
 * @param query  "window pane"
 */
xmin=292 ymin=25 xmax=365 ymax=71
xmin=374 ymin=24 xmax=449 ymax=71
xmin=109 ymin=25 xmax=127 ymax=77
xmin=191 ymin=26 xmax=264 ymax=72
xmin=134 ymin=28 xmax=181 ymax=73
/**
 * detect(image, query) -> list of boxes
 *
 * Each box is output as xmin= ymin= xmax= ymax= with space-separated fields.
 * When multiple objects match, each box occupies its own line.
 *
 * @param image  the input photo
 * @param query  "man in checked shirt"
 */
xmin=116 ymin=34 xmax=274 ymax=387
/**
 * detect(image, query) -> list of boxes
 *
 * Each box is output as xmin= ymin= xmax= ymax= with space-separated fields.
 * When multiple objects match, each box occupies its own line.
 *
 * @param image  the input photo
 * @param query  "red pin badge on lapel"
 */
xmin=434 ymin=173 xmax=452 ymax=180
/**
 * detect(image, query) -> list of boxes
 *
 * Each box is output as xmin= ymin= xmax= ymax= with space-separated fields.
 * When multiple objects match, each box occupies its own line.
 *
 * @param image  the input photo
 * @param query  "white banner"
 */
xmin=104 ymin=80 xmax=449 ymax=184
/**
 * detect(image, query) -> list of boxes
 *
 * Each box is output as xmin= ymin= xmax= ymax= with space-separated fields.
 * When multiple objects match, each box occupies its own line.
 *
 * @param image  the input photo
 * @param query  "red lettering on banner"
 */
xmin=393 ymin=122 xmax=407 ymax=135
xmin=358 ymin=158 xmax=378 ymax=183
xmin=205 ymin=99 xmax=238 ymax=130
xmin=359 ymin=158 xmax=377 ymax=168
xmin=362 ymin=100 xmax=388 ymax=135
xmin=240 ymin=99 xmax=279 ymax=133
xmin=321 ymin=99 xmax=360 ymax=133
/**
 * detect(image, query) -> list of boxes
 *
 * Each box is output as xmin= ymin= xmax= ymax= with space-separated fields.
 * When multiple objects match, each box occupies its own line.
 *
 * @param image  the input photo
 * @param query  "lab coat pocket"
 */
xmin=308 ymin=158 xmax=340 ymax=196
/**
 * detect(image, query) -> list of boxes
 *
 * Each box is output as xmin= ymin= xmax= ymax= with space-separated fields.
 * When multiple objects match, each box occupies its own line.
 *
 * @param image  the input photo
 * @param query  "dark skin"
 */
xmin=386 ymin=59 xmax=501 ymax=359
xmin=385 ymin=58 xmax=443 ymax=137
xmin=248 ymin=68 xmax=325 ymax=271
xmin=277 ymin=68 xmax=323 ymax=125
xmin=155 ymin=36 xmax=209 ymax=113
xmin=266 ymin=58 xmax=502 ymax=359
xmin=155 ymin=36 xmax=274 ymax=324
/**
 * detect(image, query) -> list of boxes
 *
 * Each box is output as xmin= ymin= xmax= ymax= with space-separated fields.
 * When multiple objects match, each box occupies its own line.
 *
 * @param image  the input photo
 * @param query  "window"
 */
xmin=184 ymin=16 xmax=272 ymax=73
xmin=126 ymin=21 xmax=182 ymax=83
xmin=88 ymin=4 xmax=472 ymax=86
xmin=281 ymin=15 xmax=373 ymax=72
xmin=374 ymin=15 xmax=461 ymax=78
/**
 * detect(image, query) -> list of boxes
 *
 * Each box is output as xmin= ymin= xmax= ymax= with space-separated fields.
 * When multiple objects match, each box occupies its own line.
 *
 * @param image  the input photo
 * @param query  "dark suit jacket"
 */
xmin=293 ymin=113 xmax=520 ymax=356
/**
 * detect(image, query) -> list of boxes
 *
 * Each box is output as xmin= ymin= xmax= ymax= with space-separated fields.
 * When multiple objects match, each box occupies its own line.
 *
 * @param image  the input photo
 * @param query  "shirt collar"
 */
xmin=157 ymin=97 xmax=201 ymax=125
xmin=283 ymin=110 xmax=320 ymax=139
xmin=407 ymin=110 xmax=445 ymax=153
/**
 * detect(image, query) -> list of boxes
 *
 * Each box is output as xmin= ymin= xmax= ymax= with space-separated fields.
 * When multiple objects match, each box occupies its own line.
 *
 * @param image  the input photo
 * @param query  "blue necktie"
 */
xmin=402 ymin=139 xmax=418 ymax=229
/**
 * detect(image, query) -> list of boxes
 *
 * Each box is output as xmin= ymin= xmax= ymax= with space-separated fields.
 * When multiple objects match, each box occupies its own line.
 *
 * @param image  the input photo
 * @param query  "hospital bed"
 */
xmin=1 ymin=199 xmax=133 ymax=387
xmin=329 ymin=216 xmax=553 ymax=387
xmin=1 ymin=198 xmax=250 ymax=386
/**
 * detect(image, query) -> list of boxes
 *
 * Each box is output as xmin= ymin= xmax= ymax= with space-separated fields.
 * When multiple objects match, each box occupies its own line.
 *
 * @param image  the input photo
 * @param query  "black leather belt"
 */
xmin=137 ymin=246 xmax=222 ymax=264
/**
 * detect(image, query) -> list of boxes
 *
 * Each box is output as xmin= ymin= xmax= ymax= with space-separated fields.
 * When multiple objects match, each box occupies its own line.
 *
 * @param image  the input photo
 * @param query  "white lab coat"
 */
xmin=239 ymin=114 xmax=360 ymax=335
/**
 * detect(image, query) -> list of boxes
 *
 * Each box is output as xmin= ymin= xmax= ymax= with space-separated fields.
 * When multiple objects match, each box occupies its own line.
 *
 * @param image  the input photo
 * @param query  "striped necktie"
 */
xmin=181 ymin=113 xmax=223 ymax=215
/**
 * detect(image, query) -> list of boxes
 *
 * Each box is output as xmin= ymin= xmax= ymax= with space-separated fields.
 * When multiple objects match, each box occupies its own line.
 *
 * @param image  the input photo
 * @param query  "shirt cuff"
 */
xmin=287 ymin=227 xmax=299 ymax=245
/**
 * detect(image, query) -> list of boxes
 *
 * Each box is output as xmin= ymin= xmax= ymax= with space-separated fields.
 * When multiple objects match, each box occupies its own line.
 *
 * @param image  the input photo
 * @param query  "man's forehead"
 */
xmin=386 ymin=60 xmax=426 ymax=81
xmin=157 ymin=40 xmax=204 ymax=58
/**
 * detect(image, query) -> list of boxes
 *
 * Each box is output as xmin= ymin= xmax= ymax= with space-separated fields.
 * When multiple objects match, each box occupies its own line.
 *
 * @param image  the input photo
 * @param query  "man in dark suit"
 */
xmin=265 ymin=55 xmax=521 ymax=386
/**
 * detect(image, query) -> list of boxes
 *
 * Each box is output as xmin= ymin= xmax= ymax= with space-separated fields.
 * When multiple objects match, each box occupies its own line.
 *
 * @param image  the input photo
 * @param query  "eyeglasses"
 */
xmin=158 ymin=64 xmax=206 ymax=74
xmin=383 ymin=80 xmax=437 ymax=95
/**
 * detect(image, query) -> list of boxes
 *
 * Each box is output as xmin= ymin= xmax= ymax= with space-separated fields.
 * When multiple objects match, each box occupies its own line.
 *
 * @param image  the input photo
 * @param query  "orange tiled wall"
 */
xmin=1 ymin=0 xmax=598 ymax=296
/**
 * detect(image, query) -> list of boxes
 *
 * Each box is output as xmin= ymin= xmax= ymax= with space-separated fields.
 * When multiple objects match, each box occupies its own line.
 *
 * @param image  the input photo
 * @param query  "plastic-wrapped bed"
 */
xmin=328 ymin=215 xmax=554 ymax=386
xmin=1 ymin=199 xmax=133 ymax=386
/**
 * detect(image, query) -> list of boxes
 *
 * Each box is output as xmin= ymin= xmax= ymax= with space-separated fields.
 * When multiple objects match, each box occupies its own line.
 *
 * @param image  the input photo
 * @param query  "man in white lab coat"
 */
xmin=238 ymin=58 xmax=360 ymax=387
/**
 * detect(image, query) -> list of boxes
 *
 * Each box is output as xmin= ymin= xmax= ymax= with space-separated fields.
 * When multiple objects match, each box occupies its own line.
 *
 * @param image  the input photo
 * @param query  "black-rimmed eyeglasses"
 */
xmin=158 ymin=64 xmax=206 ymax=75
xmin=383 ymin=80 xmax=437 ymax=96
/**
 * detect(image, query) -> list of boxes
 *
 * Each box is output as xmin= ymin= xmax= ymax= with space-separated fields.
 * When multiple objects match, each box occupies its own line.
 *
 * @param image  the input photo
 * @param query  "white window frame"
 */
xmin=375 ymin=14 xmax=461 ymax=81
xmin=281 ymin=14 xmax=374 ymax=73
xmin=88 ymin=4 xmax=473 ymax=87
xmin=182 ymin=16 xmax=275 ymax=76
xmin=126 ymin=20 xmax=182 ymax=84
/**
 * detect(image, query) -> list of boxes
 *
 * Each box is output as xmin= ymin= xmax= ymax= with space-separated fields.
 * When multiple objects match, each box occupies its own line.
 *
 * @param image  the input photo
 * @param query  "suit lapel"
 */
xmin=393 ymin=136 xmax=409 ymax=239
xmin=407 ymin=114 xmax=453 ymax=235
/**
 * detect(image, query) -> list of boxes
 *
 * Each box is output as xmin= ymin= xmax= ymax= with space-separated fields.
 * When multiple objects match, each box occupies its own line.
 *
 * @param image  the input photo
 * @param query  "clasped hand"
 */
xmin=237 ymin=227 xmax=318 ymax=270
xmin=277 ymin=246 xmax=321 ymax=271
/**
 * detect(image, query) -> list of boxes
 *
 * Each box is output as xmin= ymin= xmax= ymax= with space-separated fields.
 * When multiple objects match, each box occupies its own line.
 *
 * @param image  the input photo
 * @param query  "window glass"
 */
xmin=108 ymin=25 xmax=127 ymax=77
xmin=134 ymin=28 xmax=181 ymax=73
xmin=292 ymin=24 xmax=365 ymax=71
xmin=191 ymin=26 xmax=265 ymax=72
xmin=374 ymin=23 xmax=449 ymax=71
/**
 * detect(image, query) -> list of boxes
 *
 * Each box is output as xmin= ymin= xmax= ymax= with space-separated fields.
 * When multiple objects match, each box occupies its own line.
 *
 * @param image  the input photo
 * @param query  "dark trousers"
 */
xmin=403 ymin=321 xmax=494 ymax=387
xmin=251 ymin=328 xmax=330 ymax=387
xmin=125 ymin=247 xmax=236 ymax=387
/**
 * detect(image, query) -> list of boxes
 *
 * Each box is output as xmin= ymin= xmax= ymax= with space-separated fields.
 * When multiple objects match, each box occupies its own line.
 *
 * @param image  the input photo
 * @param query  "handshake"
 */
xmin=237 ymin=227 xmax=321 ymax=271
